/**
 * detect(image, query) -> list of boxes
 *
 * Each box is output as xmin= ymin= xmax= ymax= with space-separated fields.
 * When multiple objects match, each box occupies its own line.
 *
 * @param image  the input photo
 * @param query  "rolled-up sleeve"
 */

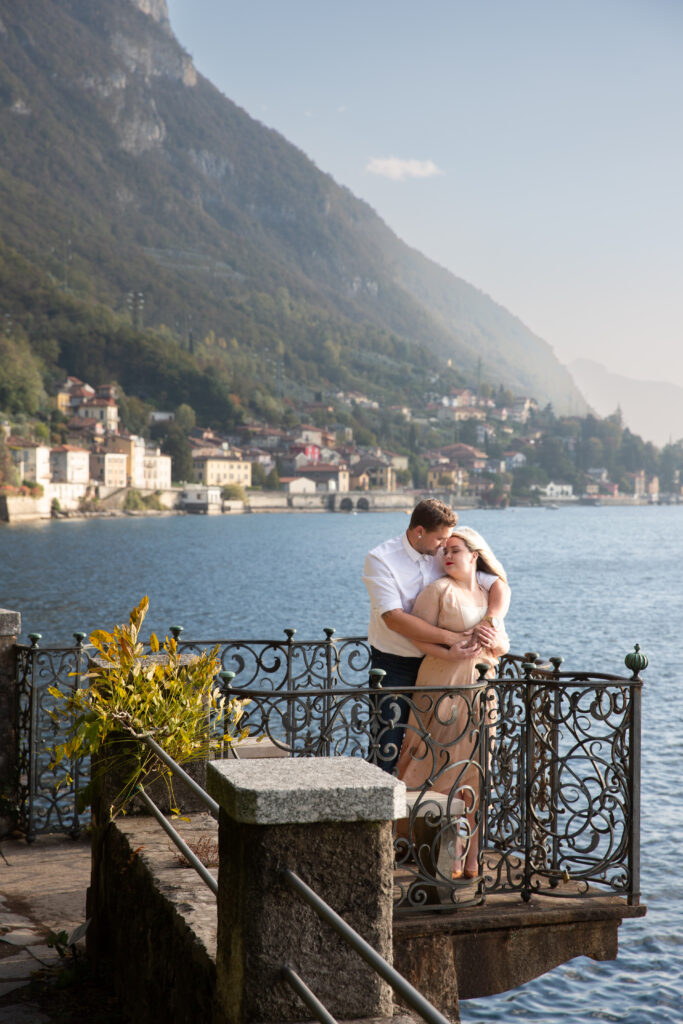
xmin=363 ymin=552 xmax=403 ymax=616
xmin=476 ymin=571 xmax=496 ymax=591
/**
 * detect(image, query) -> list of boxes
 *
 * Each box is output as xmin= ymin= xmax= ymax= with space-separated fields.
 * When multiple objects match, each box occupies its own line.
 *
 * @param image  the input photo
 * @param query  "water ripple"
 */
xmin=1 ymin=505 xmax=682 ymax=1022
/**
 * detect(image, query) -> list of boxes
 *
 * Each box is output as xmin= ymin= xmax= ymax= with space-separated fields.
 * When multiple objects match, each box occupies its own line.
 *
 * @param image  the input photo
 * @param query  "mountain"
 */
xmin=568 ymin=359 xmax=683 ymax=448
xmin=0 ymin=0 xmax=587 ymax=420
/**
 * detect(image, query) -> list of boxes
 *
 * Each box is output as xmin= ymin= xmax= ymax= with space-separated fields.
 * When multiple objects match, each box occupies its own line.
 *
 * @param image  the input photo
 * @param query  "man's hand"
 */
xmin=444 ymin=635 xmax=482 ymax=661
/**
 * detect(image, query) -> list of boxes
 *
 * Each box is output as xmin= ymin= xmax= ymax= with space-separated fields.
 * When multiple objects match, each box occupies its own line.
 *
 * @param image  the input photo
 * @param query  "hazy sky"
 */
xmin=166 ymin=0 xmax=683 ymax=389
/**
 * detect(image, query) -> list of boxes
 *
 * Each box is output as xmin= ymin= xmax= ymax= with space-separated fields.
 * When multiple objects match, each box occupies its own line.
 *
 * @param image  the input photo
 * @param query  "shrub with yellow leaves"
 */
xmin=49 ymin=596 xmax=249 ymax=818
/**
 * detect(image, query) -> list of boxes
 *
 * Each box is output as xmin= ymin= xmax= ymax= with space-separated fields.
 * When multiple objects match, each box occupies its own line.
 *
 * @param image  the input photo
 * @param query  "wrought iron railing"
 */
xmin=14 ymin=630 xmax=643 ymax=914
xmin=15 ymin=631 xmax=89 ymax=839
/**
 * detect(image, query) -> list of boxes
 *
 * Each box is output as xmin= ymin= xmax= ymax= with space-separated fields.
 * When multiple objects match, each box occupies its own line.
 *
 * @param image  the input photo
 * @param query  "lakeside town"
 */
xmin=1 ymin=374 xmax=676 ymax=523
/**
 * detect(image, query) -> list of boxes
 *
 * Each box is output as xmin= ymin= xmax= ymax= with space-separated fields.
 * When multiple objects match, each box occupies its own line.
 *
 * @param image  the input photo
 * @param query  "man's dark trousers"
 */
xmin=369 ymin=647 xmax=423 ymax=774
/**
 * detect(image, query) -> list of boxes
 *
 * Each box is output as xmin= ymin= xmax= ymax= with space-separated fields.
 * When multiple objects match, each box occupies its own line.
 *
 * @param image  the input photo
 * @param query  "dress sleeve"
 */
xmin=411 ymin=580 xmax=442 ymax=626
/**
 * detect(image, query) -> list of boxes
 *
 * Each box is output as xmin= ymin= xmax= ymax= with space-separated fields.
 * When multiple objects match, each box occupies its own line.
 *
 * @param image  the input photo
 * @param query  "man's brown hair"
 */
xmin=409 ymin=498 xmax=458 ymax=531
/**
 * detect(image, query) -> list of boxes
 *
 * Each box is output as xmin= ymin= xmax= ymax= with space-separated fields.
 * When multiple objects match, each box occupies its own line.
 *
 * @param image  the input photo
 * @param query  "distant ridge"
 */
xmin=568 ymin=359 xmax=683 ymax=446
xmin=0 ymin=0 xmax=587 ymax=415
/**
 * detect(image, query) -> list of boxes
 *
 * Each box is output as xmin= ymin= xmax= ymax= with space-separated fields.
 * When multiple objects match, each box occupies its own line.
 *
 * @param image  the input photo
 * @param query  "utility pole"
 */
xmin=127 ymin=291 xmax=145 ymax=328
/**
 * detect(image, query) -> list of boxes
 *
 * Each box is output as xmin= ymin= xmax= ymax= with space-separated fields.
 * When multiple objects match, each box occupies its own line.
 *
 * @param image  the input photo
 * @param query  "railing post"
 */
xmin=322 ymin=627 xmax=336 ymax=757
xmin=624 ymin=645 xmax=646 ymax=908
xmin=368 ymin=668 xmax=386 ymax=766
xmin=548 ymin=657 xmax=564 ymax=885
xmin=628 ymin=679 xmax=642 ymax=906
xmin=69 ymin=631 xmax=87 ymax=839
xmin=207 ymin=756 xmax=406 ymax=1023
xmin=521 ymin=658 xmax=537 ymax=902
xmin=0 ymin=609 xmax=21 ymax=838
xmin=284 ymin=627 xmax=296 ymax=749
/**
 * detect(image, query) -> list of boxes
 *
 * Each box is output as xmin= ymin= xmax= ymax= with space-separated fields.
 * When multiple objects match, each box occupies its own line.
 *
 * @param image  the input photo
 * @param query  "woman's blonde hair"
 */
xmin=449 ymin=526 xmax=508 ymax=584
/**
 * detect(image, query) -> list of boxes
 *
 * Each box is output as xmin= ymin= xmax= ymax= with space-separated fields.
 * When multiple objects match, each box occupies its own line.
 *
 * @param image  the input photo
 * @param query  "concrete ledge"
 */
xmin=394 ymin=888 xmax=647 ymax=1001
xmin=207 ymin=756 xmax=406 ymax=825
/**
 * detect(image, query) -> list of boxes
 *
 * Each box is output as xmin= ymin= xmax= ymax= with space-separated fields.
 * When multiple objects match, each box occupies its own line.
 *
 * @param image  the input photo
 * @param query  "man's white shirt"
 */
xmin=363 ymin=532 xmax=495 ymax=657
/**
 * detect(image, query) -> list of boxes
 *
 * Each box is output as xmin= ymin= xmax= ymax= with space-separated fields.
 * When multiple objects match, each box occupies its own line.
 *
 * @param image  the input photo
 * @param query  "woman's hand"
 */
xmin=474 ymin=620 xmax=497 ymax=648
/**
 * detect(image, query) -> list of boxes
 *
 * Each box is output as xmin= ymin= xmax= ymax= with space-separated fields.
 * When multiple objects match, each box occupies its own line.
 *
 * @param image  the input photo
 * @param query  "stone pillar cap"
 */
xmin=0 ymin=609 xmax=21 ymax=636
xmin=207 ymin=756 xmax=406 ymax=825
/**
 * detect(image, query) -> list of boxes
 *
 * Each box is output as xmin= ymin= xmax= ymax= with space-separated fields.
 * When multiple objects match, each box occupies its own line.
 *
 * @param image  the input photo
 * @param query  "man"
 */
xmin=362 ymin=498 xmax=509 ymax=771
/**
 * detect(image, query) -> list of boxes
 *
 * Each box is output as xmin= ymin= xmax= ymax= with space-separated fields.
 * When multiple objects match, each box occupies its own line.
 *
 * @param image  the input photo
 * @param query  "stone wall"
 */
xmin=0 ymin=495 xmax=51 ymax=522
xmin=88 ymin=814 xmax=219 ymax=1024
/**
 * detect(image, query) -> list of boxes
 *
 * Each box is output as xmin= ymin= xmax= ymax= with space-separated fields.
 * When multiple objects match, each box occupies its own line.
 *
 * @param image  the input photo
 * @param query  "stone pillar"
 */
xmin=0 ymin=609 xmax=21 ymax=838
xmin=207 ymin=756 xmax=406 ymax=1024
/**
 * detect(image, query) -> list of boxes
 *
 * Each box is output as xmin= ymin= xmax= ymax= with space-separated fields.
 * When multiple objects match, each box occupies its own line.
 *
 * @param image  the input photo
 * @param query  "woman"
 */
xmin=395 ymin=527 xmax=509 ymax=879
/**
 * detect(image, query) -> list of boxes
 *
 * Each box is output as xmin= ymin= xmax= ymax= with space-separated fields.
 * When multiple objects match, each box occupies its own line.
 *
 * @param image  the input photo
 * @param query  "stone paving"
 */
xmin=0 ymin=834 xmax=91 ymax=1023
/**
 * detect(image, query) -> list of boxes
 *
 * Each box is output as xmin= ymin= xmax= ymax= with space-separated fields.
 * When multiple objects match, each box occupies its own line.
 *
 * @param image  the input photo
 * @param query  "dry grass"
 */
xmin=173 ymin=834 xmax=219 ymax=868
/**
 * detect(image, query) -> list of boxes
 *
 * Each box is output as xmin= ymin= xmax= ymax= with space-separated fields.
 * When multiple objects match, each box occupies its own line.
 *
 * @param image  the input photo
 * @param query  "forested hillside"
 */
xmin=0 ymin=0 xmax=586 ymax=428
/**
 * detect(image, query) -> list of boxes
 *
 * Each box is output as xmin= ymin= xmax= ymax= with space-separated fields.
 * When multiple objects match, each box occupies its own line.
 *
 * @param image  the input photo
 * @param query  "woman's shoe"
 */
xmin=463 ymin=866 xmax=479 ymax=879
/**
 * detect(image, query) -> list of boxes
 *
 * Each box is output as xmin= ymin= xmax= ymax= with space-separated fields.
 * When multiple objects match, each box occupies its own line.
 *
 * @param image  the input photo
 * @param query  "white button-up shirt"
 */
xmin=363 ymin=532 xmax=494 ymax=657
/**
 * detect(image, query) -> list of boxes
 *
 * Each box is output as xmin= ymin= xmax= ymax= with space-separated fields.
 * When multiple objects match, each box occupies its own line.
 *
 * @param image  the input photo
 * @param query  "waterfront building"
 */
xmin=350 ymin=457 xmax=396 ymax=491
xmin=49 ymin=445 xmax=90 ymax=484
xmin=8 ymin=440 xmax=51 ymax=486
xmin=537 ymin=480 xmax=575 ymax=499
xmin=294 ymin=462 xmax=349 ymax=492
xmin=279 ymin=476 xmax=316 ymax=494
xmin=192 ymin=454 xmax=252 ymax=489
xmin=178 ymin=485 xmax=222 ymax=513
xmin=624 ymin=470 xmax=646 ymax=497
xmin=142 ymin=448 xmax=171 ymax=490
xmin=101 ymin=434 xmax=145 ymax=487
xmin=426 ymin=461 xmax=467 ymax=492
xmin=90 ymin=451 xmax=128 ymax=488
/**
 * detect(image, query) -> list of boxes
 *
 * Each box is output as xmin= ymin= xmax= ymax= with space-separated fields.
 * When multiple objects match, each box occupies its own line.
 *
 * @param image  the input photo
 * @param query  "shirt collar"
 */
xmin=401 ymin=531 xmax=428 ymax=564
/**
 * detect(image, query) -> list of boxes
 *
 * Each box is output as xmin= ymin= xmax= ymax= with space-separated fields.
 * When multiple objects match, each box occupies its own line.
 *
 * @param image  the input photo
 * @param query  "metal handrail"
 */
xmin=135 ymin=784 xmax=218 ymax=896
xmin=141 ymin=734 xmax=220 ymax=817
xmin=283 ymin=869 xmax=451 ymax=1024
xmin=281 ymin=966 xmax=338 ymax=1024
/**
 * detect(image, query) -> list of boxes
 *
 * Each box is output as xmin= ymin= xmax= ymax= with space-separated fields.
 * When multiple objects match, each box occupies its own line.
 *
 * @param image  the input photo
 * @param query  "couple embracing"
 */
xmin=362 ymin=498 xmax=510 ymax=877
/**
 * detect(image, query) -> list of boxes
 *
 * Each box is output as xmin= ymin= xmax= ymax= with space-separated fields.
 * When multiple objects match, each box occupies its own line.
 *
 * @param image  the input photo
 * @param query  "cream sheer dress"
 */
xmin=395 ymin=575 xmax=505 ymax=796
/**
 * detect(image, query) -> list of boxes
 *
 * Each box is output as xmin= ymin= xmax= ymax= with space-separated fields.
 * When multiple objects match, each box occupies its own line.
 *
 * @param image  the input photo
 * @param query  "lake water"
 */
xmin=1 ymin=505 xmax=681 ymax=1022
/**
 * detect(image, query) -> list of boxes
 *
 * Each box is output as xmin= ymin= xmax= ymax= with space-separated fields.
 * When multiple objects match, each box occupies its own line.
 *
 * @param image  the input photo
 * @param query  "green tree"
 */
xmin=0 ymin=432 xmax=19 ymax=486
xmin=174 ymin=403 xmax=196 ymax=434
xmin=0 ymin=334 xmax=45 ymax=415
xmin=222 ymin=484 xmax=246 ymax=501
xmin=265 ymin=466 xmax=280 ymax=490
xmin=250 ymin=462 xmax=267 ymax=488
xmin=118 ymin=393 xmax=152 ymax=436
xmin=163 ymin=425 xmax=194 ymax=483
